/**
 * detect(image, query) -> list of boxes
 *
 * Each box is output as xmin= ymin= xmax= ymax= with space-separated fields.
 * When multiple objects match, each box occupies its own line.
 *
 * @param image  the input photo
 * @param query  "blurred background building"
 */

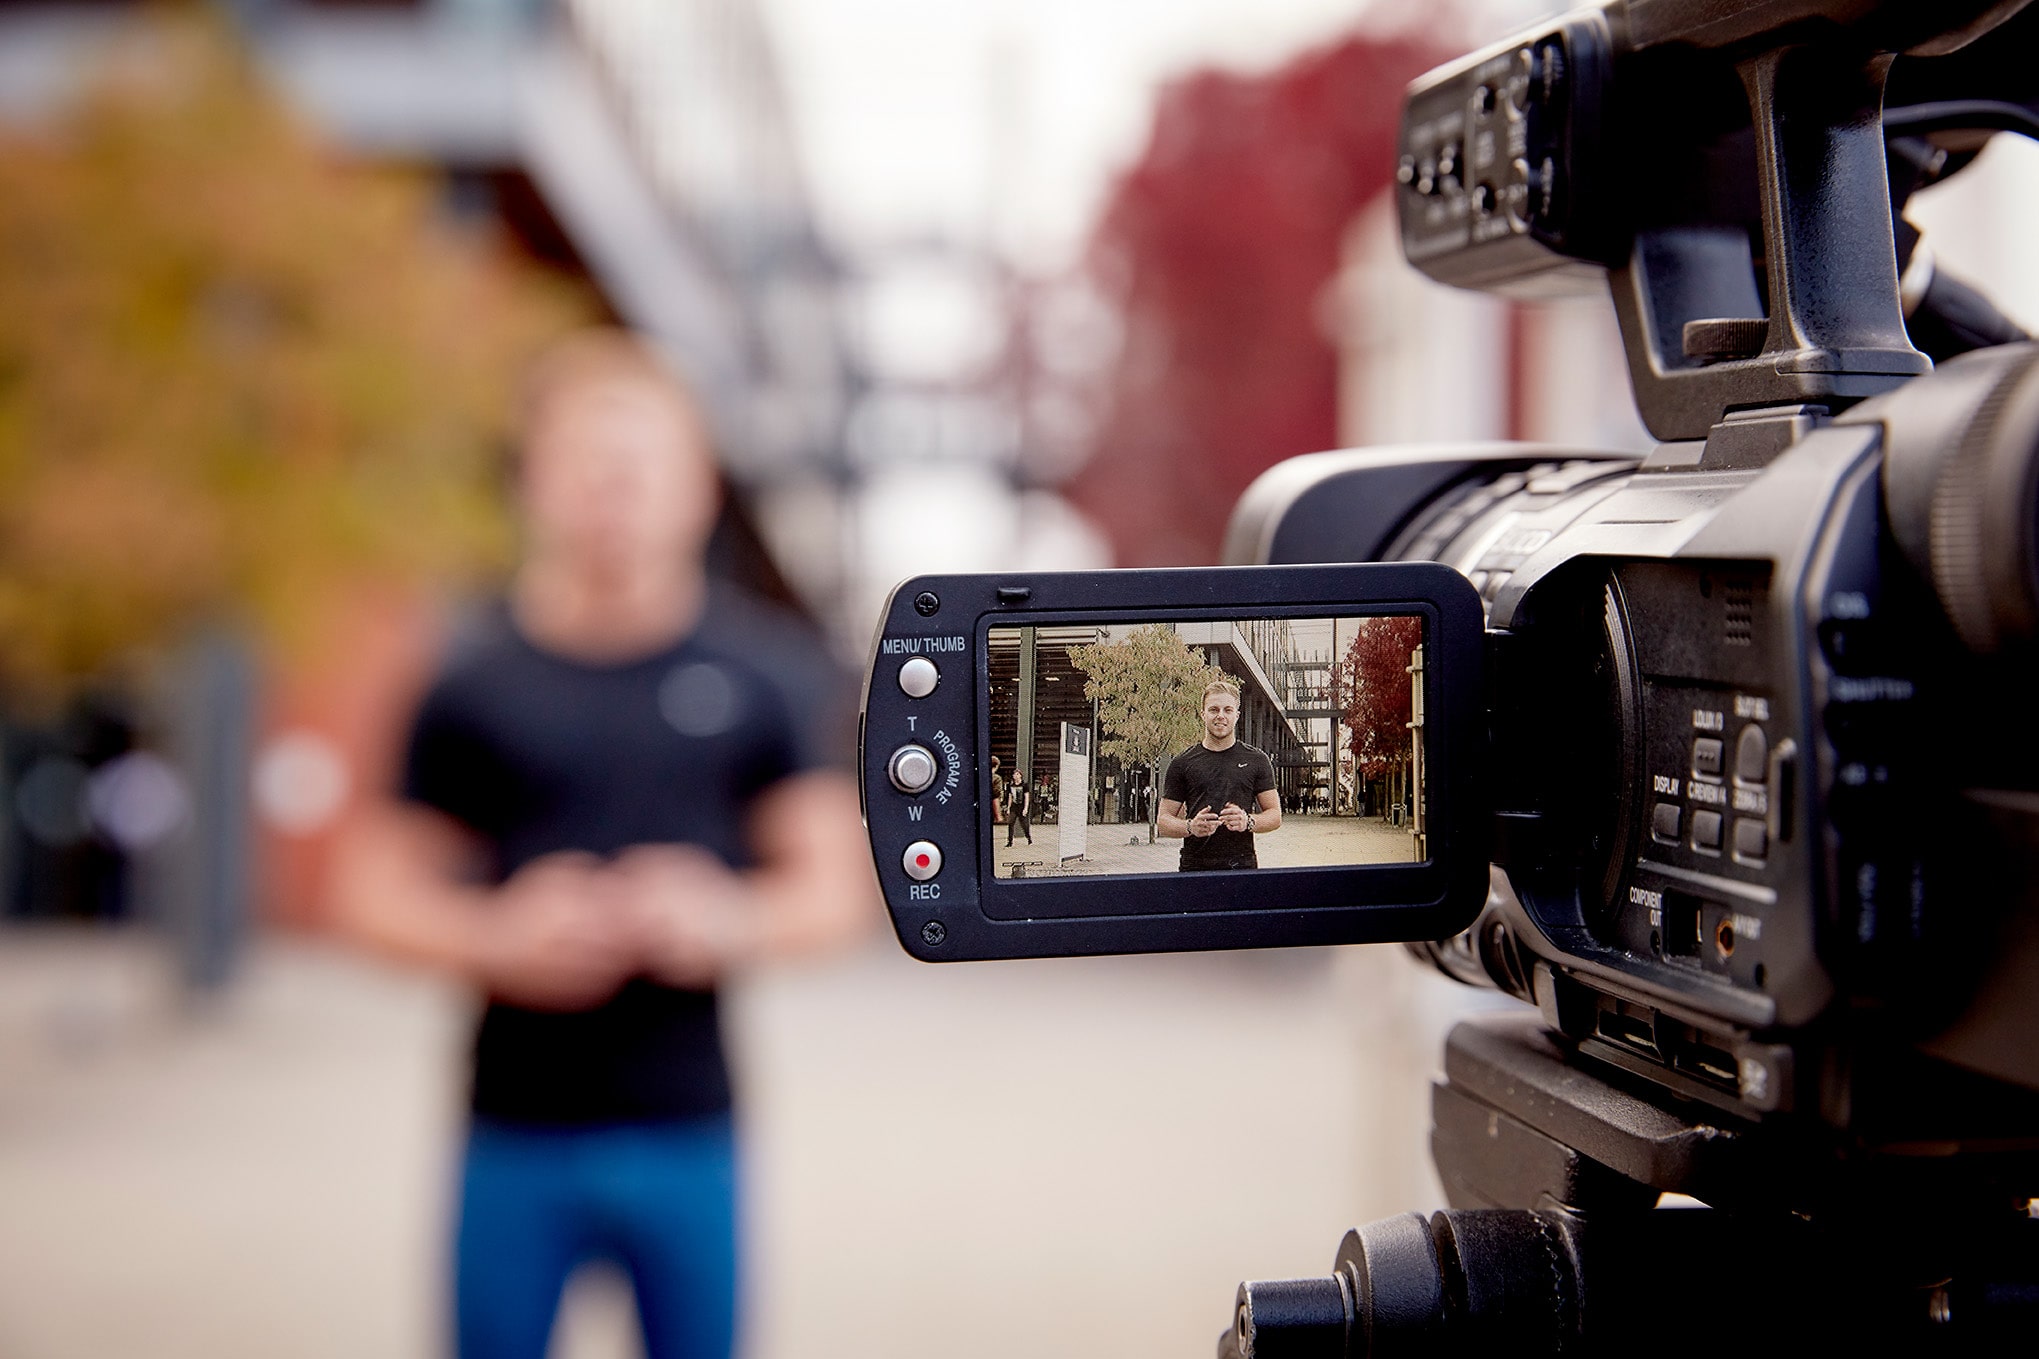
xmin=2 ymin=0 xmax=2038 ymax=1356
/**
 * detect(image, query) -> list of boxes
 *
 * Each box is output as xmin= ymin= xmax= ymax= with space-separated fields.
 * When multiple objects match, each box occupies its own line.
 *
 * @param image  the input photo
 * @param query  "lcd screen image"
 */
xmin=987 ymin=616 xmax=1429 ymax=879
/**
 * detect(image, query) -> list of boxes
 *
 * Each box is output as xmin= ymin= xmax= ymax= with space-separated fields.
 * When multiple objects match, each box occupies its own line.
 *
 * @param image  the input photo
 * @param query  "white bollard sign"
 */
xmin=1058 ymin=722 xmax=1091 ymax=865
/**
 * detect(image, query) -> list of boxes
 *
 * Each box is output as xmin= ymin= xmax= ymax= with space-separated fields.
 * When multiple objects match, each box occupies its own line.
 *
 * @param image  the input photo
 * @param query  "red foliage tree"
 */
xmin=1334 ymin=615 xmax=1423 ymax=778
xmin=1068 ymin=30 xmax=1449 ymax=567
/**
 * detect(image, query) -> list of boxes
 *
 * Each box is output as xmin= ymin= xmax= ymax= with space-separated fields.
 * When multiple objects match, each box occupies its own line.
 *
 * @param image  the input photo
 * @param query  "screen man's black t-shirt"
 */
xmin=401 ymin=586 xmax=840 ymax=1126
xmin=1162 ymin=741 xmax=1277 ymax=870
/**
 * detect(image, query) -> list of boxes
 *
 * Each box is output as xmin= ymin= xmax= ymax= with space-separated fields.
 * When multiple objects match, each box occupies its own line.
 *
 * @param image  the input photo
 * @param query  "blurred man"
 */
xmin=1157 ymin=679 xmax=1281 ymax=870
xmin=332 ymin=330 xmax=875 ymax=1359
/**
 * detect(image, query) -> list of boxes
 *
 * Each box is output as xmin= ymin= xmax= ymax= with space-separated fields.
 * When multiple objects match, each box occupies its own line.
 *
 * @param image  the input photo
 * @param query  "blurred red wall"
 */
xmin=1070 ymin=31 xmax=1449 ymax=567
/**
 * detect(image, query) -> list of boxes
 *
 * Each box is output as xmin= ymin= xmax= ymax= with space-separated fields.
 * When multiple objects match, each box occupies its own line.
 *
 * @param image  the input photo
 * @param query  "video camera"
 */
xmin=859 ymin=0 xmax=2039 ymax=1351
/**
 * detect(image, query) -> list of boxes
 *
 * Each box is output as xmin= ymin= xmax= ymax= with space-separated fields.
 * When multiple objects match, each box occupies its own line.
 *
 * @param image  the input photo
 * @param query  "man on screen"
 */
xmin=1157 ymin=679 xmax=1282 ymax=871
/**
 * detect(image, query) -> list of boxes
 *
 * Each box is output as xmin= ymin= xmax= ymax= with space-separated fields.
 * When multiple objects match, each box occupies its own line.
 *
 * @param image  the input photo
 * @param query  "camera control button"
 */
xmin=888 ymin=745 xmax=939 ymax=795
xmin=902 ymin=840 xmax=942 ymax=882
xmin=1692 ymin=737 xmax=1725 ymax=778
xmin=1735 ymin=725 xmax=1769 ymax=783
xmin=1733 ymin=817 xmax=1768 ymax=863
xmin=1691 ymin=810 xmax=1724 ymax=853
xmin=1652 ymin=801 xmax=1682 ymax=845
xmin=897 ymin=657 xmax=939 ymax=698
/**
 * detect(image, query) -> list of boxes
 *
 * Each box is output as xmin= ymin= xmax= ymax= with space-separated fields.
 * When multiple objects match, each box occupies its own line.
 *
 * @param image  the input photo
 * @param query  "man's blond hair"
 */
xmin=515 ymin=327 xmax=705 ymax=442
xmin=1202 ymin=678 xmax=1240 ymax=703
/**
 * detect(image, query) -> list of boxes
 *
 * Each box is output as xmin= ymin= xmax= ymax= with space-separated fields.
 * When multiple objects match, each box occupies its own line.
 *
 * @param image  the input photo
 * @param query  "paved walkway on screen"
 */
xmin=993 ymin=813 xmax=1417 ymax=878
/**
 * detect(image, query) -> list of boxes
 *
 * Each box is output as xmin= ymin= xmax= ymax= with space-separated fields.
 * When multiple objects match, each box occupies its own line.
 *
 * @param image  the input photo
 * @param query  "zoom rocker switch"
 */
xmin=888 ymin=744 xmax=940 ymax=795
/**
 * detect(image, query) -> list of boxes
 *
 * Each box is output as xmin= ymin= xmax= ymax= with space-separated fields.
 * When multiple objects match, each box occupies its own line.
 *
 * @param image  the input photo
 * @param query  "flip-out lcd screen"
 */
xmin=862 ymin=562 xmax=1485 ymax=961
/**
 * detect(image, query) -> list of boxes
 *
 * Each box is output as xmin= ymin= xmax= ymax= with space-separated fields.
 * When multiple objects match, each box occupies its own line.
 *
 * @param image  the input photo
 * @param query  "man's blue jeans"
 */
xmin=454 ymin=1114 xmax=738 ymax=1359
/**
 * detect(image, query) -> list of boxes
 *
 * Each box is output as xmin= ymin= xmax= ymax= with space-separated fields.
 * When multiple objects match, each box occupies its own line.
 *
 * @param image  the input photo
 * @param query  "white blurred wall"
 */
xmin=1331 ymin=200 xmax=1648 ymax=453
xmin=1903 ymin=133 xmax=2039 ymax=336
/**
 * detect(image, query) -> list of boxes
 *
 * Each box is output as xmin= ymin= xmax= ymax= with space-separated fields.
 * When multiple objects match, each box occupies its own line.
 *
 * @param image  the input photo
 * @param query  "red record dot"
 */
xmin=915 ymin=853 xmax=931 ymax=868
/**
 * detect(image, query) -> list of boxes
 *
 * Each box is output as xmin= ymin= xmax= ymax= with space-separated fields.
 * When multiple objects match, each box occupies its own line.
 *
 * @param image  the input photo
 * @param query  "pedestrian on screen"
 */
xmin=1006 ymin=768 xmax=1034 ymax=846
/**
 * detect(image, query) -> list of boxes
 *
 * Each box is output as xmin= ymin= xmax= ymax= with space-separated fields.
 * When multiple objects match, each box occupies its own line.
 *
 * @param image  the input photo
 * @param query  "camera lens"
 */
xmin=1873 ymin=342 xmax=2039 ymax=654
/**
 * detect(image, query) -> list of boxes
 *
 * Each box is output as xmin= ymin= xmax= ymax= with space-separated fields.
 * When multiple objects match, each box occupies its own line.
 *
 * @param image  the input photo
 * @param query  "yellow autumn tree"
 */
xmin=1068 ymin=625 xmax=1229 ymax=842
xmin=0 ymin=11 xmax=589 ymax=699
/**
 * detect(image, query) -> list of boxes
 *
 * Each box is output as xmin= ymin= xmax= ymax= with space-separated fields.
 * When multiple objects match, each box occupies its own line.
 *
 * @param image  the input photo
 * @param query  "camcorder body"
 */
xmin=859 ymin=0 xmax=2039 ymax=1351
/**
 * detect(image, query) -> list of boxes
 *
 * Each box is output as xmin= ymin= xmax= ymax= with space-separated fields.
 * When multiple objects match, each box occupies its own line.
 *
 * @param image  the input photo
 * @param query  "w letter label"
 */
xmin=907 ymin=805 xmax=924 ymax=821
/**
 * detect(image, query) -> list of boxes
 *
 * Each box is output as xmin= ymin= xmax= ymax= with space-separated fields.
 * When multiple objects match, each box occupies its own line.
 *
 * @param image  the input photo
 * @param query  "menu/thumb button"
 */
xmin=898 ymin=657 xmax=939 ymax=697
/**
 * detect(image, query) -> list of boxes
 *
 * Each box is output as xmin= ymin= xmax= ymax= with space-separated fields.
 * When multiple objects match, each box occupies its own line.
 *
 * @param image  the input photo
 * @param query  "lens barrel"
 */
xmin=1873 ymin=341 xmax=2039 ymax=654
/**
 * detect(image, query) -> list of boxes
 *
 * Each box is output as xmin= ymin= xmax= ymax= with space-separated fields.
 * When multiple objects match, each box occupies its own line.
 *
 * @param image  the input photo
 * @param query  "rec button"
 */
xmin=903 ymin=840 xmax=943 ymax=881
xmin=898 ymin=657 xmax=939 ymax=698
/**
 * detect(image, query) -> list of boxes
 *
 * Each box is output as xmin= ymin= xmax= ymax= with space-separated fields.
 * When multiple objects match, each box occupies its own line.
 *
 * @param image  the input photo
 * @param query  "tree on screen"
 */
xmin=1334 ymin=616 xmax=1422 ymax=810
xmin=1068 ymin=624 xmax=1227 ymax=843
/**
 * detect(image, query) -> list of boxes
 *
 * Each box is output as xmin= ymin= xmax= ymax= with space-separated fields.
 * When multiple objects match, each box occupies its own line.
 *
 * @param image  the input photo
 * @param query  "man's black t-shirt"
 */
xmin=1162 ymin=741 xmax=1277 ymax=870
xmin=401 ymin=585 xmax=840 ymax=1126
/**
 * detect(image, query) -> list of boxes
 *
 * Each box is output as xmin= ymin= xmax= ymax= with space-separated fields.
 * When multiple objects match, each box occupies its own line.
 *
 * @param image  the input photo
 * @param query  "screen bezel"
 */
xmin=865 ymin=563 xmax=1489 ymax=961
xmin=978 ymin=604 xmax=1441 ymax=917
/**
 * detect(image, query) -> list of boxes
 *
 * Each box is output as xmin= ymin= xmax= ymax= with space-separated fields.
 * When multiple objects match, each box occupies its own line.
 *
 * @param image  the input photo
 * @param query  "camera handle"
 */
xmin=1611 ymin=40 xmax=1930 ymax=442
xmin=1220 ymin=1011 xmax=2039 ymax=1357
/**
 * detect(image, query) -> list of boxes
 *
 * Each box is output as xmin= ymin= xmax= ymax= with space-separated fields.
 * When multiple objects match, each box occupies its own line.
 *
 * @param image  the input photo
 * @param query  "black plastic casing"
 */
xmin=1391 ymin=0 xmax=2039 ymax=442
xmin=861 ymin=564 xmax=1489 ymax=961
